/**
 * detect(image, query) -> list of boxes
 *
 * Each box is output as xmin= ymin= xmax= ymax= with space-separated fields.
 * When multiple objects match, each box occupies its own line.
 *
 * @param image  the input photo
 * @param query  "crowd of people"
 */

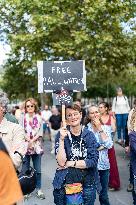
xmin=0 ymin=87 xmax=136 ymax=205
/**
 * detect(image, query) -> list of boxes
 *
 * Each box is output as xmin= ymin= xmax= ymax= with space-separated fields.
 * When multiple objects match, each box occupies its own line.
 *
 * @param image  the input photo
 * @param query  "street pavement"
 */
xmin=24 ymin=137 xmax=133 ymax=205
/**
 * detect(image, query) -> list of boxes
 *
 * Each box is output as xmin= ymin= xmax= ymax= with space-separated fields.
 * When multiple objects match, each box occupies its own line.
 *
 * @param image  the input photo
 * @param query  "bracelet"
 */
xmin=73 ymin=161 xmax=76 ymax=167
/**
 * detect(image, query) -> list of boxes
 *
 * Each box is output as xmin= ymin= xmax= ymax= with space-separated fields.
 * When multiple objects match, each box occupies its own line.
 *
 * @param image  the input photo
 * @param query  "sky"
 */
xmin=0 ymin=44 xmax=10 ymax=66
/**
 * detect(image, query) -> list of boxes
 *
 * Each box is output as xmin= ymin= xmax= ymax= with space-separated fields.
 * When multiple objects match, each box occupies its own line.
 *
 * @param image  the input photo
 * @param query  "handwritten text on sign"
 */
xmin=37 ymin=61 xmax=86 ymax=92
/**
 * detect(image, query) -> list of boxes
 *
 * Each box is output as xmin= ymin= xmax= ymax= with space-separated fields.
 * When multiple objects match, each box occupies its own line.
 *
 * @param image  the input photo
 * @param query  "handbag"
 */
xmin=65 ymin=168 xmax=84 ymax=205
xmin=15 ymin=151 xmax=36 ymax=195
xmin=65 ymin=130 xmax=85 ymax=205
xmin=65 ymin=182 xmax=83 ymax=205
xmin=65 ymin=183 xmax=82 ymax=195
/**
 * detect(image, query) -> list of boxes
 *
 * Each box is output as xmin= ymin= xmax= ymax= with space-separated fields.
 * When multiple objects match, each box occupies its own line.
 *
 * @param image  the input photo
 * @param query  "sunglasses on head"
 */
xmin=26 ymin=105 xmax=34 ymax=108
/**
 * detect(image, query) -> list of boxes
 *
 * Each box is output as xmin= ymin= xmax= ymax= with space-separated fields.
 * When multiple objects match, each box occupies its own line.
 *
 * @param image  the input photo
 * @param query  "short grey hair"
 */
xmin=116 ymin=87 xmax=122 ymax=92
xmin=0 ymin=91 xmax=9 ymax=108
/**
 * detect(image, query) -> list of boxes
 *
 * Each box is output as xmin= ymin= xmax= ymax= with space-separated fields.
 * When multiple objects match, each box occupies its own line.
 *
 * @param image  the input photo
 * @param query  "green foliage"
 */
xmin=1 ymin=59 xmax=38 ymax=100
xmin=0 ymin=0 xmax=136 ymax=99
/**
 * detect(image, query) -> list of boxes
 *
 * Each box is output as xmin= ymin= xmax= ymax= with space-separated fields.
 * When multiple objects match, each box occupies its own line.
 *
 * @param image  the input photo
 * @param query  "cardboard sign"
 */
xmin=37 ymin=60 xmax=86 ymax=93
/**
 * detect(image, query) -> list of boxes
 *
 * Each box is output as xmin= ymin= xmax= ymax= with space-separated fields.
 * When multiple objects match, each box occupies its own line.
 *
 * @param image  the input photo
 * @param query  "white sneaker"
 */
xmin=24 ymin=193 xmax=31 ymax=200
xmin=51 ymin=149 xmax=55 ymax=154
xmin=119 ymin=139 xmax=122 ymax=142
xmin=36 ymin=189 xmax=45 ymax=199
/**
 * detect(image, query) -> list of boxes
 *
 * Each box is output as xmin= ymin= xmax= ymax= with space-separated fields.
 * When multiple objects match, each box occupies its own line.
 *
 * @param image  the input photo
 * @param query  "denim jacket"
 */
xmin=129 ymin=131 xmax=136 ymax=176
xmin=53 ymin=127 xmax=99 ymax=190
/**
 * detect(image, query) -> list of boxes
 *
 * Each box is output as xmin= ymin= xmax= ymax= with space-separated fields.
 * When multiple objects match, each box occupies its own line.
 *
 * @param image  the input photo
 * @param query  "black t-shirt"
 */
xmin=69 ymin=132 xmax=87 ymax=161
xmin=49 ymin=115 xmax=61 ymax=130
xmin=66 ymin=132 xmax=91 ymax=184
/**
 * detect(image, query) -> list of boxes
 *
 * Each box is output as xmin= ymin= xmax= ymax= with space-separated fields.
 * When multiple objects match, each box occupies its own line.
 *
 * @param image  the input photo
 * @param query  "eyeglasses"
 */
xmin=26 ymin=105 xmax=34 ymax=108
xmin=66 ymin=112 xmax=80 ymax=119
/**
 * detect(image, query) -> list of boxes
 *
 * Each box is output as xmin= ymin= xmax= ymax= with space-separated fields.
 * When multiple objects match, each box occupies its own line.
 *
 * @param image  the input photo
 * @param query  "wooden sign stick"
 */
xmin=62 ymin=104 xmax=66 ymax=127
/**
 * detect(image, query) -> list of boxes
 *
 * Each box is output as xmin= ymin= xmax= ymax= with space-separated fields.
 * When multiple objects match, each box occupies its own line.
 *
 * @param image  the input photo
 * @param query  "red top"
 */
xmin=102 ymin=114 xmax=112 ymax=126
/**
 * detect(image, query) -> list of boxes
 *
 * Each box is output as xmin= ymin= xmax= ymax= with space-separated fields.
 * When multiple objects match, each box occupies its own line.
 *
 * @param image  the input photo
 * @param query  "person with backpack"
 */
xmin=112 ymin=87 xmax=130 ymax=146
xmin=0 ymin=138 xmax=23 ymax=205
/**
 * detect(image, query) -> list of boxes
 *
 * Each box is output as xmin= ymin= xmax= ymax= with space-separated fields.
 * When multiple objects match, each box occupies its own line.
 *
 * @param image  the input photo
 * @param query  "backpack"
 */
xmin=0 ymin=139 xmax=36 ymax=195
xmin=14 ymin=151 xmax=36 ymax=195
xmin=115 ymin=96 xmax=127 ymax=108
xmin=116 ymin=96 xmax=127 ymax=102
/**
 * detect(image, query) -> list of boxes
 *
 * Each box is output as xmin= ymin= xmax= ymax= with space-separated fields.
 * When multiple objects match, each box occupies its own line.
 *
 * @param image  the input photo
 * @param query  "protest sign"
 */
xmin=37 ymin=60 xmax=86 ymax=126
xmin=37 ymin=60 xmax=86 ymax=93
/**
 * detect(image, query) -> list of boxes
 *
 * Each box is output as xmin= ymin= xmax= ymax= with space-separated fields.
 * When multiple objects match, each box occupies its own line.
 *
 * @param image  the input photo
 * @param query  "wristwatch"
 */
xmin=99 ymin=130 xmax=104 ymax=134
xmin=74 ymin=161 xmax=76 ymax=167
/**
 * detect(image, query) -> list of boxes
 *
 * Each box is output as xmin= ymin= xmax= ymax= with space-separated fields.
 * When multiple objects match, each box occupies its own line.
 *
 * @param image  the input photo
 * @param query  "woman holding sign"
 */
xmin=53 ymin=104 xmax=99 ymax=205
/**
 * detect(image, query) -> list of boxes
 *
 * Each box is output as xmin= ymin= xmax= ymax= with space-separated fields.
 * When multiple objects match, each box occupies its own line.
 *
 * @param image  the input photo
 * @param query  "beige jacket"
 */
xmin=0 ymin=118 xmax=26 ymax=168
xmin=127 ymin=108 xmax=136 ymax=133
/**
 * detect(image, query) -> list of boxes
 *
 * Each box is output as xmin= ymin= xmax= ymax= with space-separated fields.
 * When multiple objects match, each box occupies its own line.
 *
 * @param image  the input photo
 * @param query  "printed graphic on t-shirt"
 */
xmin=69 ymin=133 xmax=87 ymax=161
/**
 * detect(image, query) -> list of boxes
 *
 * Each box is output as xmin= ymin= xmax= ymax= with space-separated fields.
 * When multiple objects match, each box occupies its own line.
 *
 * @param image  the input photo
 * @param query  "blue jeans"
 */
xmin=53 ymin=183 xmax=96 ymax=205
xmin=115 ymin=114 xmax=128 ymax=140
xmin=129 ymin=163 xmax=133 ymax=184
xmin=99 ymin=169 xmax=110 ymax=205
xmin=43 ymin=123 xmax=50 ymax=133
xmin=23 ymin=154 xmax=42 ymax=189
xmin=132 ymin=191 xmax=136 ymax=205
xmin=132 ymin=176 xmax=136 ymax=205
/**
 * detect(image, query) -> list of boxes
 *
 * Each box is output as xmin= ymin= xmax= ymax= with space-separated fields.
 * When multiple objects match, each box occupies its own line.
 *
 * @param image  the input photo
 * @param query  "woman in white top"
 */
xmin=112 ymin=87 xmax=130 ymax=145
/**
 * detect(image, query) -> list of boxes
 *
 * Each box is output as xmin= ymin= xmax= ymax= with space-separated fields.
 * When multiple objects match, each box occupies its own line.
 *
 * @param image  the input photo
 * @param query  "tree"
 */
xmin=0 ymin=0 xmax=135 ymax=99
xmin=1 ymin=58 xmax=38 ymax=100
